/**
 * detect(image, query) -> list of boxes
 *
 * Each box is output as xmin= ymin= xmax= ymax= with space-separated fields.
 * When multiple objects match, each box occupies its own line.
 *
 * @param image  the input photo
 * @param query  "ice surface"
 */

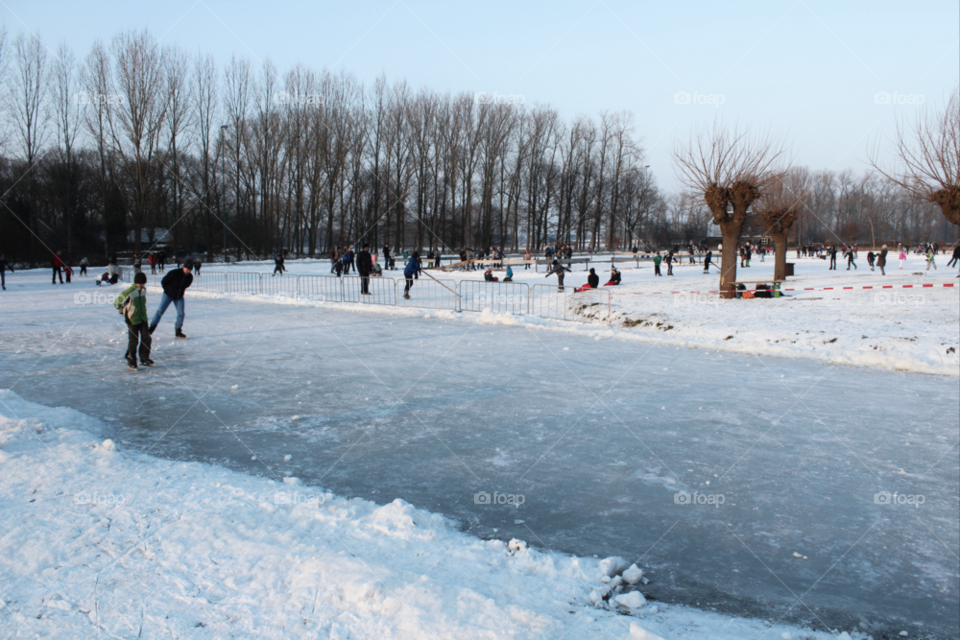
xmin=0 ymin=269 xmax=957 ymax=637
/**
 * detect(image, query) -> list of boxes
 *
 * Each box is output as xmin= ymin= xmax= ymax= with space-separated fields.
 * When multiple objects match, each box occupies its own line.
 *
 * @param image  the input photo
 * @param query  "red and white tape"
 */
xmin=609 ymin=282 xmax=957 ymax=296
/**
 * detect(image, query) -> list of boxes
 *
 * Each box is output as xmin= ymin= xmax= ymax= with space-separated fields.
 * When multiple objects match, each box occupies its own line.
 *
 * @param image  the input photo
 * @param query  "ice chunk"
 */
xmin=599 ymin=556 xmax=626 ymax=577
xmin=614 ymin=591 xmax=646 ymax=609
xmin=283 ymin=477 xmax=300 ymax=486
xmin=622 ymin=564 xmax=643 ymax=584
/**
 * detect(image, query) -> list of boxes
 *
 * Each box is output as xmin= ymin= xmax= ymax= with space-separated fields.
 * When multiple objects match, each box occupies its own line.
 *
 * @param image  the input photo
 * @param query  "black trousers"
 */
xmin=404 ymin=277 xmax=414 ymax=293
xmin=126 ymin=320 xmax=152 ymax=363
xmin=654 ymin=264 xmax=661 ymax=276
xmin=52 ymin=267 xmax=63 ymax=284
xmin=360 ymin=274 xmax=370 ymax=294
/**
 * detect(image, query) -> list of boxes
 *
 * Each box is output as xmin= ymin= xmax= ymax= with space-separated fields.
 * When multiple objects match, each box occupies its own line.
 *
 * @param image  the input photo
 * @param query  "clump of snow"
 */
xmin=615 ymin=591 xmax=647 ymax=610
xmin=599 ymin=556 xmax=627 ymax=577
xmin=508 ymin=538 xmax=528 ymax=552
xmin=622 ymin=563 xmax=644 ymax=584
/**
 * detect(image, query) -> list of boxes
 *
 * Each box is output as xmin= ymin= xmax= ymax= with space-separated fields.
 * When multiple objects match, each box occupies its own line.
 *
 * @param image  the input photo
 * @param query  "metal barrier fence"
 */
xmin=342 ymin=275 xmax=398 ymax=305
xmin=260 ymin=272 xmax=298 ymax=299
xmin=459 ymin=280 xmax=529 ymax=315
xmin=147 ymin=271 xmax=610 ymax=323
xmin=398 ymin=276 xmax=460 ymax=311
xmin=530 ymin=284 xmax=611 ymax=322
xmin=298 ymin=274 xmax=344 ymax=302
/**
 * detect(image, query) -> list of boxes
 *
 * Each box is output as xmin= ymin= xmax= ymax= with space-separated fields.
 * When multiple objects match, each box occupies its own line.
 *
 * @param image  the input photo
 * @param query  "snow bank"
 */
xmin=0 ymin=391 xmax=878 ymax=639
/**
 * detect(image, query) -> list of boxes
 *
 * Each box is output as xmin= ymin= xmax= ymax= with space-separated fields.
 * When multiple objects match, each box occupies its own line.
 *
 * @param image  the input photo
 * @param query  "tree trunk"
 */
xmin=718 ymin=222 xmax=740 ymax=299
xmin=772 ymin=231 xmax=788 ymax=281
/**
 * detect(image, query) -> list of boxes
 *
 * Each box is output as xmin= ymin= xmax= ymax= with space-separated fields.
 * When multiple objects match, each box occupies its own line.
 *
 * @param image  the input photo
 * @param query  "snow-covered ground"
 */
xmin=1 ymin=260 xmax=958 ymax=639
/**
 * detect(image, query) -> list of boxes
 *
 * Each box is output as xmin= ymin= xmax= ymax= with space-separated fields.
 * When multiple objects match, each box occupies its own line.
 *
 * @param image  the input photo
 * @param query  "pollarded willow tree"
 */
xmin=871 ymin=88 xmax=960 ymax=229
xmin=674 ymin=121 xmax=787 ymax=297
xmin=755 ymin=169 xmax=808 ymax=280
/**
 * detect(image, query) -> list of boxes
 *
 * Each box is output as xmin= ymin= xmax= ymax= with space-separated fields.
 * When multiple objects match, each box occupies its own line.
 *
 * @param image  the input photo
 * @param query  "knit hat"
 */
xmin=134 ymin=272 xmax=147 ymax=284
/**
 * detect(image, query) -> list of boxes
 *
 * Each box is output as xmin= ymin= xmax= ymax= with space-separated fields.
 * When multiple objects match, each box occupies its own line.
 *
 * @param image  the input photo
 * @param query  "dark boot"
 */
xmin=149 ymin=324 xmax=157 ymax=335
xmin=176 ymin=328 xmax=187 ymax=339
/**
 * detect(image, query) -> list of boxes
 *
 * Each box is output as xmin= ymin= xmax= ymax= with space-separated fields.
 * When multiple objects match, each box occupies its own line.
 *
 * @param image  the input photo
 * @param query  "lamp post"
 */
xmin=220 ymin=125 xmax=228 ymax=261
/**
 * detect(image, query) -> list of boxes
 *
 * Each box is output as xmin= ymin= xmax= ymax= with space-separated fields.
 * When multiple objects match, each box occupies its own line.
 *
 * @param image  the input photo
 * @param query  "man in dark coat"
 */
xmin=150 ymin=258 xmax=194 ymax=338
xmin=357 ymin=244 xmax=372 ymax=295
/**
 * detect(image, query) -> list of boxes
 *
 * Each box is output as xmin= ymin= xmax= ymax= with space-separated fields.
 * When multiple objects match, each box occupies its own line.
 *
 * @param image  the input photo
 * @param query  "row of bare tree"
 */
xmin=0 ymin=28 xmax=666 ymax=263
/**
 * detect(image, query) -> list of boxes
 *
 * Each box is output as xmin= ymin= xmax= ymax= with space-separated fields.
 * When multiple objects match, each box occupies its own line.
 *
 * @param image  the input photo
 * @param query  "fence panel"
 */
xmin=259 ymin=272 xmax=298 ymax=299
xmin=459 ymin=280 xmax=529 ymax=315
xmin=298 ymin=274 xmax=344 ymax=302
xmin=341 ymin=275 xmax=397 ymax=306
xmin=530 ymin=283 xmax=570 ymax=320
xmin=186 ymin=272 xmax=227 ymax=294
xmin=397 ymin=276 xmax=460 ymax=311
xmin=225 ymin=272 xmax=261 ymax=295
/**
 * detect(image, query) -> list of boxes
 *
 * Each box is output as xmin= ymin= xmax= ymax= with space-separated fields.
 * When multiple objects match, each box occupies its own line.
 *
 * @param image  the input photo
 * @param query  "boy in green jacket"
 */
xmin=114 ymin=272 xmax=153 ymax=370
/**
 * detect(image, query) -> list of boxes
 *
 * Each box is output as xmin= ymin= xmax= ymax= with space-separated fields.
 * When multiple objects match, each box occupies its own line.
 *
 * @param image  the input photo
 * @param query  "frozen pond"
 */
xmin=1 ymin=276 xmax=957 ymax=637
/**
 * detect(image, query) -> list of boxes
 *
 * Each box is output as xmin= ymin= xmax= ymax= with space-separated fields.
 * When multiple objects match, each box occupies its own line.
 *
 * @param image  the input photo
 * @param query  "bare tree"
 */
xmin=756 ymin=169 xmax=805 ymax=280
xmin=51 ymin=40 xmax=82 ymax=254
xmin=107 ymin=29 xmax=169 ymax=257
xmin=8 ymin=31 xmax=49 ymax=165
xmin=674 ymin=121 xmax=787 ymax=296
xmin=870 ymin=88 xmax=960 ymax=228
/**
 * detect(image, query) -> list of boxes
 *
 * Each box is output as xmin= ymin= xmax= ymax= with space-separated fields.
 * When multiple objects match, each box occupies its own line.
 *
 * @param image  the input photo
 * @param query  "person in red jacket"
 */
xmin=52 ymin=251 xmax=64 ymax=285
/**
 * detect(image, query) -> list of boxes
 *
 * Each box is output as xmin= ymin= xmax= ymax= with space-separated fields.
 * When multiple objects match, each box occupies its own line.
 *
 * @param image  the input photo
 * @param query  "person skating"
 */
xmin=877 ymin=245 xmax=888 ymax=275
xmin=703 ymin=249 xmax=713 ymax=273
xmin=79 ymin=256 xmax=89 ymax=276
xmin=898 ymin=247 xmax=907 ymax=269
xmin=0 ymin=253 xmax=13 ymax=290
xmin=666 ymin=251 xmax=675 ymax=276
xmin=866 ymin=250 xmax=876 ymax=271
xmin=947 ymin=244 xmax=960 ymax=269
xmin=357 ymin=244 xmax=372 ymax=295
xmin=114 ymin=272 xmax=153 ymax=370
xmin=403 ymin=251 xmax=421 ymax=299
xmin=545 ymin=259 xmax=571 ymax=291
xmin=926 ymin=248 xmax=937 ymax=270
xmin=382 ymin=243 xmax=391 ymax=270
xmin=158 ymin=250 xmax=166 ymax=272
xmin=148 ymin=252 xmax=157 ymax=275
xmin=828 ymin=246 xmax=838 ymax=270
xmin=272 ymin=250 xmax=285 ymax=276
xmin=150 ymin=259 xmax=194 ymax=338
xmin=523 ymin=248 xmax=531 ymax=269
xmin=653 ymin=253 xmax=662 ymax=276
xmin=52 ymin=251 xmax=65 ymax=284
xmin=194 ymin=260 xmax=202 ymax=276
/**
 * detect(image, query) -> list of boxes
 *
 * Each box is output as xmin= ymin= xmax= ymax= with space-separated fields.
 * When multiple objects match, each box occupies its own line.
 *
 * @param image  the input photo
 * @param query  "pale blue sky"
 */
xmin=4 ymin=0 xmax=958 ymax=190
